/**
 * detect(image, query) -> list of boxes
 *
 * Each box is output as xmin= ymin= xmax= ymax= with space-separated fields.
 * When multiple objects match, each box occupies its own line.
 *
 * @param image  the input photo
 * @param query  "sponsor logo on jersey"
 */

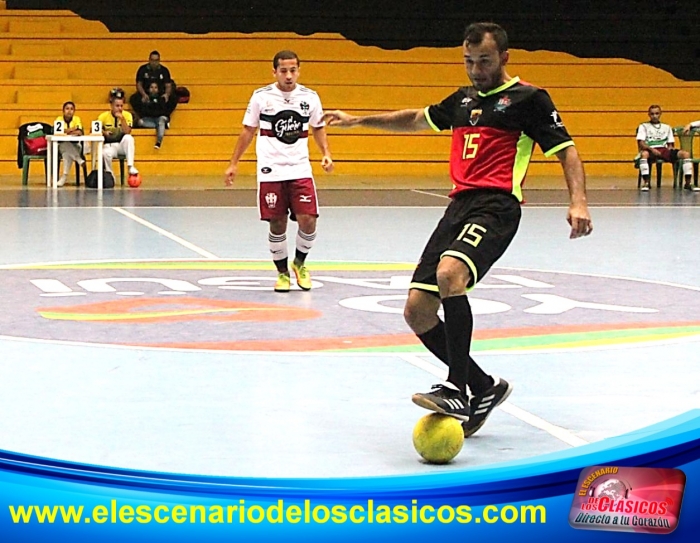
xmin=273 ymin=111 xmax=304 ymax=144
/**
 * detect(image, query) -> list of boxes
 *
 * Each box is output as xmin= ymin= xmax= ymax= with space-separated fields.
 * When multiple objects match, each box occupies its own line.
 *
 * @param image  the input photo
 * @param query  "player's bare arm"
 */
xmin=224 ymin=125 xmax=257 ymax=186
xmin=323 ymin=109 xmax=430 ymax=132
xmin=137 ymin=81 xmax=149 ymax=102
xmin=556 ymin=145 xmax=593 ymax=239
xmin=682 ymin=121 xmax=700 ymax=135
xmin=311 ymin=126 xmax=334 ymax=173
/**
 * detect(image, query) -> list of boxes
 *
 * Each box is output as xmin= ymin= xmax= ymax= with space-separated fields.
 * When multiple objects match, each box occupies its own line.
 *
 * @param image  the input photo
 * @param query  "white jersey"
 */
xmin=636 ymin=122 xmax=674 ymax=148
xmin=243 ymin=83 xmax=325 ymax=182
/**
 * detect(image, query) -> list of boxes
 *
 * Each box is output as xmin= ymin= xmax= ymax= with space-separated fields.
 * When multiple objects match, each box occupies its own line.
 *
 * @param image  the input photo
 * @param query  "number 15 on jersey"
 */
xmin=462 ymin=133 xmax=481 ymax=160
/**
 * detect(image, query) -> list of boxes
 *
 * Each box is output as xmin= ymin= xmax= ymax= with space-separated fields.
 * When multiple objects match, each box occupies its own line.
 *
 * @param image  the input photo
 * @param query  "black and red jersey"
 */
xmin=425 ymin=77 xmax=574 ymax=201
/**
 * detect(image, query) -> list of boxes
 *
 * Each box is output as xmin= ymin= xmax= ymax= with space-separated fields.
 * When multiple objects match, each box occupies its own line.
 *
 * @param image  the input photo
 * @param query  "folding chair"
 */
xmin=117 ymin=152 xmax=126 ymax=186
xmin=17 ymin=122 xmax=52 ymax=186
xmin=634 ymin=155 xmax=663 ymax=188
xmin=673 ymin=127 xmax=700 ymax=189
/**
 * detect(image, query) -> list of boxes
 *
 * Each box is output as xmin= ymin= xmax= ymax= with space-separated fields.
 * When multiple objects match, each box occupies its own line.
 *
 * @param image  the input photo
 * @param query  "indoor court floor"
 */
xmin=0 ymin=180 xmax=699 ymax=478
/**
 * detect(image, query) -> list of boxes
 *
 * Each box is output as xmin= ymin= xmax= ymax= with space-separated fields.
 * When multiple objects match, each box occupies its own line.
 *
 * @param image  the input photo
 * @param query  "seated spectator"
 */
xmin=137 ymin=81 xmax=170 ymax=149
xmin=55 ymin=101 xmax=85 ymax=187
xmin=682 ymin=120 xmax=700 ymax=135
xmin=97 ymin=89 xmax=139 ymax=177
xmin=129 ymin=50 xmax=177 ymax=121
xmin=636 ymin=105 xmax=696 ymax=191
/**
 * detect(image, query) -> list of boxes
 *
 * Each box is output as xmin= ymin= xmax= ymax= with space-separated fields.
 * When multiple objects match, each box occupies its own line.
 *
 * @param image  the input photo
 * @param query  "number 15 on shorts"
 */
xmin=457 ymin=223 xmax=487 ymax=247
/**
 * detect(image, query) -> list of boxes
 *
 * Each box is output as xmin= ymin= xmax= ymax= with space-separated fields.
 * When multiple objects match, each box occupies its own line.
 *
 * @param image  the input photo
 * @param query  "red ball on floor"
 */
xmin=128 ymin=173 xmax=142 ymax=188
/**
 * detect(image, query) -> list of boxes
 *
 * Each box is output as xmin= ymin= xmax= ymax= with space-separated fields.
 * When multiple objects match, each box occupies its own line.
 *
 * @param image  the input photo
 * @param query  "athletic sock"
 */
xmin=441 ymin=296 xmax=494 ymax=396
xmin=295 ymin=230 xmax=316 ymax=265
xmin=269 ymin=232 xmax=288 ymax=273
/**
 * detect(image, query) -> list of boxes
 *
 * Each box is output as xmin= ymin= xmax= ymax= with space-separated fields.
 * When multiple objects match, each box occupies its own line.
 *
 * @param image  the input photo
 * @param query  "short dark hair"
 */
xmin=273 ymin=50 xmax=300 ymax=69
xmin=464 ymin=22 xmax=509 ymax=53
xmin=150 ymin=50 xmax=160 ymax=59
xmin=62 ymin=101 xmax=75 ymax=110
xmin=648 ymin=104 xmax=662 ymax=112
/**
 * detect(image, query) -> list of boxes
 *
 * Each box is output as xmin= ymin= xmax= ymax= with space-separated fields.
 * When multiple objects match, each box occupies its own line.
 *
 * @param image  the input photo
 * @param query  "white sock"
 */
xmin=683 ymin=159 xmax=692 ymax=177
xmin=269 ymin=232 xmax=288 ymax=262
xmin=639 ymin=159 xmax=649 ymax=177
xmin=296 ymin=229 xmax=316 ymax=254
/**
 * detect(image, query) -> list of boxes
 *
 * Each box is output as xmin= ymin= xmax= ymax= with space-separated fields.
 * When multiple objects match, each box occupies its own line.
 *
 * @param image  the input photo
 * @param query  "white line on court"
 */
xmin=397 ymin=353 xmax=590 ymax=447
xmin=499 ymin=403 xmax=589 ymax=447
xmin=411 ymin=189 xmax=450 ymax=199
xmin=111 ymin=207 xmax=220 ymax=259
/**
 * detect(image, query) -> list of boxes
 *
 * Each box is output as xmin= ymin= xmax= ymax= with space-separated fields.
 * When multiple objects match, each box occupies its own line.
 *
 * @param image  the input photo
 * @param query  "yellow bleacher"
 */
xmin=1 ymin=5 xmax=700 ymax=182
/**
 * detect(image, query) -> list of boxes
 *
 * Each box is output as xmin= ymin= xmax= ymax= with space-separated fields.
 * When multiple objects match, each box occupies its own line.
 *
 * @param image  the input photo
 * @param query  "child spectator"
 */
xmin=137 ymin=81 xmax=170 ymax=149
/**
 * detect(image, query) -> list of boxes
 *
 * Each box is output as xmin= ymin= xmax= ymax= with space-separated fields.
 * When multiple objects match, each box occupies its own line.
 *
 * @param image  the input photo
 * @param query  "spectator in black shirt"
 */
xmin=129 ymin=50 xmax=177 ymax=120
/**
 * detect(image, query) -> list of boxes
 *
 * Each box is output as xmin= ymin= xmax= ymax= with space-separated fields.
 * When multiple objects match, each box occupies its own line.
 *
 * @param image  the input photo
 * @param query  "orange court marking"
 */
xmin=39 ymin=297 xmax=322 ymax=323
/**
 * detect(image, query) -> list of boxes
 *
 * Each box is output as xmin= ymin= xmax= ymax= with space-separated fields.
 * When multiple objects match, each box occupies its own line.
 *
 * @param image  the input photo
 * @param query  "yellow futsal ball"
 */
xmin=412 ymin=413 xmax=464 ymax=464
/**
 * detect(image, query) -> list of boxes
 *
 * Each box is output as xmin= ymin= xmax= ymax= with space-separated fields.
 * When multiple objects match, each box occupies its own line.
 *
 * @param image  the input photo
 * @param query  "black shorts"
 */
xmin=410 ymin=189 xmax=521 ymax=296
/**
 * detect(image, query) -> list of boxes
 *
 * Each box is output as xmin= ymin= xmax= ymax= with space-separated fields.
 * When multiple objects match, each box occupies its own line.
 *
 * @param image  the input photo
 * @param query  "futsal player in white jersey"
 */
xmin=224 ymin=50 xmax=334 ymax=291
xmin=636 ymin=105 xmax=697 ymax=191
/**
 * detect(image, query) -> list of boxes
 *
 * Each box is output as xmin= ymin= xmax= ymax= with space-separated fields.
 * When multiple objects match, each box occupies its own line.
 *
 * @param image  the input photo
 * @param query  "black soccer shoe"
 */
xmin=412 ymin=384 xmax=470 ymax=421
xmin=462 ymin=377 xmax=513 ymax=438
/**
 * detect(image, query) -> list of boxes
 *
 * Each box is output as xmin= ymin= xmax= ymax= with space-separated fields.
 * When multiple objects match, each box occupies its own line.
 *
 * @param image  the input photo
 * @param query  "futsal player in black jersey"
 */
xmin=324 ymin=22 xmax=593 ymax=437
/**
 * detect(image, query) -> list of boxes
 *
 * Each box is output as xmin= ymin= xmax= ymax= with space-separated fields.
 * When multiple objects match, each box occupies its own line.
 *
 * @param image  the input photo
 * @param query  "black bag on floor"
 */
xmin=85 ymin=170 xmax=115 ymax=189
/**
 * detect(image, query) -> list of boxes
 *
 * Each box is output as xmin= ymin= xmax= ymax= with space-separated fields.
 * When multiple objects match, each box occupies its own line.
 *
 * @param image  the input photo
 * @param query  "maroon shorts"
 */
xmin=651 ymin=147 xmax=680 ymax=163
xmin=258 ymin=178 xmax=319 ymax=221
